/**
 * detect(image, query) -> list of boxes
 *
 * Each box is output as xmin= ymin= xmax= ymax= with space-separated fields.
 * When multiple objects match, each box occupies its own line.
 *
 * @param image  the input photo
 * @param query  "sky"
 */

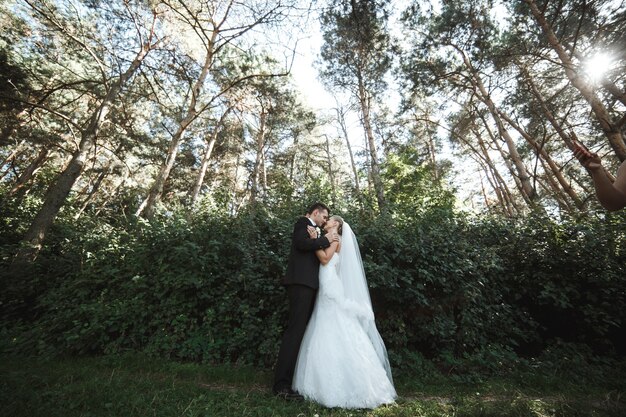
xmin=288 ymin=9 xmax=337 ymax=113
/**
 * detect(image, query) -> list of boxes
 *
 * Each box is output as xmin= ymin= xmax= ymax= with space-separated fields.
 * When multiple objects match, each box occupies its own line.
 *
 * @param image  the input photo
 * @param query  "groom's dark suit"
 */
xmin=273 ymin=216 xmax=331 ymax=393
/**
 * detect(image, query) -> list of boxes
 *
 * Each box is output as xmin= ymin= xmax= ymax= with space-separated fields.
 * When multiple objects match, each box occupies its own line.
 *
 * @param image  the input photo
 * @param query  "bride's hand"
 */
xmin=307 ymin=225 xmax=317 ymax=239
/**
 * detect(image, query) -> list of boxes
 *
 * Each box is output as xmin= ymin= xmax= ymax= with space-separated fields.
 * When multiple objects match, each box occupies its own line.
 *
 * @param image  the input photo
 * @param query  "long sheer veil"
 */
xmin=339 ymin=222 xmax=394 ymax=385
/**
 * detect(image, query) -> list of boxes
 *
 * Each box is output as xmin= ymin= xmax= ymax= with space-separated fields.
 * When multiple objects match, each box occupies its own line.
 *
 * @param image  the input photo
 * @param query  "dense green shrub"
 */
xmin=1 ymin=190 xmax=625 ymax=371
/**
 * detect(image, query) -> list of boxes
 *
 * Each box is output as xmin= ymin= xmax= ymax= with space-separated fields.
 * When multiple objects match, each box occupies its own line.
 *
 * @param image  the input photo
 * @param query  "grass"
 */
xmin=1 ymin=353 xmax=625 ymax=417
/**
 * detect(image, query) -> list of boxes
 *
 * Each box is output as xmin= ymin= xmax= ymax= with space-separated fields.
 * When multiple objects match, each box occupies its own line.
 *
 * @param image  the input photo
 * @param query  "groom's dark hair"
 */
xmin=306 ymin=202 xmax=329 ymax=215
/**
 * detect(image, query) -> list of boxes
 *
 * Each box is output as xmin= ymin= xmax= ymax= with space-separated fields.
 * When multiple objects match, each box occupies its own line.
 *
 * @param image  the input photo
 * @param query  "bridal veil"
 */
xmin=339 ymin=222 xmax=394 ymax=385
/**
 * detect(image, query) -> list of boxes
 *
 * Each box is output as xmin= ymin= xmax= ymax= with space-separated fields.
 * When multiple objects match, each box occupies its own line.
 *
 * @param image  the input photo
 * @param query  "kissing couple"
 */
xmin=272 ymin=202 xmax=397 ymax=409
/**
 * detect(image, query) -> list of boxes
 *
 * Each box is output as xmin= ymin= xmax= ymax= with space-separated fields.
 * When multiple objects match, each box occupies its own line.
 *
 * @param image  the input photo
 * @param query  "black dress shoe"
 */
xmin=274 ymin=387 xmax=304 ymax=401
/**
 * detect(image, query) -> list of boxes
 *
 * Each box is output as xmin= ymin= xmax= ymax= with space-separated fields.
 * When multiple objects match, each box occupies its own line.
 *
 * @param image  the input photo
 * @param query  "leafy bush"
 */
xmin=1 ymin=189 xmax=625 ymax=372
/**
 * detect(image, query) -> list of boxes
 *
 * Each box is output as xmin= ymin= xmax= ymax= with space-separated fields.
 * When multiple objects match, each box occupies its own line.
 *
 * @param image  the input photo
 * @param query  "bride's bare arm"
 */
xmin=316 ymin=240 xmax=340 ymax=265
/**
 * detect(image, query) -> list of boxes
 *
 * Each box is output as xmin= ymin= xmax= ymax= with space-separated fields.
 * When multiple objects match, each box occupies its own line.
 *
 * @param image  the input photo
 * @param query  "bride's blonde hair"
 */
xmin=330 ymin=215 xmax=344 ymax=235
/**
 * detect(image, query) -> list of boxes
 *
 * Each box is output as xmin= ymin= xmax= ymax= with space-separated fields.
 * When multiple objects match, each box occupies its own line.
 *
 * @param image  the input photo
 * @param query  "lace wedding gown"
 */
xmin=293 ymin=252 xmax=397 ymax=409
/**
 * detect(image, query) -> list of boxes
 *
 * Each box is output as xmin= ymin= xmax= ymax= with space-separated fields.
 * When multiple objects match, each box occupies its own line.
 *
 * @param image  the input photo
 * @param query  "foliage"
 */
xmin=320 ymin=0 xmax=393 ymax=95
xmin=1 ymin=184 xmax=625 ymax=370
xmin=382 ymin=146 xmax=455 ymax=219
xmin=399 ymin=0 xmax=626 ymax=213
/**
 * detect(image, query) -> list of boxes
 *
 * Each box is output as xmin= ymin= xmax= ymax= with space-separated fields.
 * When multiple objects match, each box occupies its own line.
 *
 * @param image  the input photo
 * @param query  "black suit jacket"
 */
xmin=283 ymin=217 xmax=331 ymax=289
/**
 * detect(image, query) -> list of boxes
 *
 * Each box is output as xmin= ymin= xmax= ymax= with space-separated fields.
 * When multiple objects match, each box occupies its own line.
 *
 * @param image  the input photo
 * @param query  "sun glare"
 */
xmin=583 ymin=52 xmax=614 ymax=82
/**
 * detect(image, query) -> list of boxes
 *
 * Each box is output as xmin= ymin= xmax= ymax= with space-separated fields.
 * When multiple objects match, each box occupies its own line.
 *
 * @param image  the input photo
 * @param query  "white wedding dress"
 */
xmin=293 ymin=223 xmax=397 ymax=409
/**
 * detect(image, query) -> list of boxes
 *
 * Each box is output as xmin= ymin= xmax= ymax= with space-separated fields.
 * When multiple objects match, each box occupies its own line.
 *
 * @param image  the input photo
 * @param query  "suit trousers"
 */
xmin=273 ymin=284 xmax=317 ymax=392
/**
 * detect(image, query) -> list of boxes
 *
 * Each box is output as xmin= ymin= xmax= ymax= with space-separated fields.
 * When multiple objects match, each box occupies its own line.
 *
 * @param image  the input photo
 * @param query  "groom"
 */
xmin=272 ymin=202 xmax=339 ymax=400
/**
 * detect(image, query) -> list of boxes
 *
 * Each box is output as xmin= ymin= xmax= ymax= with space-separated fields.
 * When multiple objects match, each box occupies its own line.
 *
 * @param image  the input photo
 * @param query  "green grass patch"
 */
xmin=1 ymin=354 xmax=624 ymax=417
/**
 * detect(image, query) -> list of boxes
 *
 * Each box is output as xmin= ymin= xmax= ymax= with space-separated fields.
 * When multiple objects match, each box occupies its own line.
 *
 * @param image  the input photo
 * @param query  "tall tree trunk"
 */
xmin=0 ymin=160 xmax=15 ymax=182
xmin=518 ymin=62 xmax=575 ymax=147
xmin=363 ymin=131 xmax=374 ymax=195
xmin=497 ymin=109 xmax=585 ymax=211
xmin=0 ymin=139 xmax=25 ymax=171
xmin=484 ymin=164 xmax=514 ymax=215
xmin=600 ymin=79 xmax=626 ymax=109
xmin=357 ymin=78 xmax=386 ymax=212
xmin=463 ymin=127 xmax=519 ymax=215
xmin=477 ymin=157 xmax=508 ymax=215
xmin=250 ymin=108 xmax=267 ymax=204
xmin=95 ymin=166 xmax=129 ymax=218
xmin=336 ymin=106 xmax=363 ymax=206
xmin=137 ymin=34 xmax=217 ymax=218
xmin=0 ymin=148 xmax=27 ymax=182
xmin=188 ymin=109 xmax=231 ymax=207
xmin=261 ymin=149 xmax=268 ymax=193
xmin=427 ymin=131 xmax=438 ymax=180
xmin=524 ymin=0 xmax=626 ymax=161
xmin=324 ymin=134 xmax=337 ymax=206
xmin=74 ymin=144 xmax=122 ymax=220
xmin=74 ymin=166 xmax=111 ymax=220
xmin=479 ymin=175 xmax=493 ymax=211
xmin=519 ymin=62 xmax=617 ymax=182
xmin=230 ymin=147 xmax=242 ymax=216
xmin=8 ymin=147 xmax=49 ymax=196
xmin=135 ymin=122 xmax=187 ymax=217
xmin=14 ymin=43 xmax=150 ymax=264
xmin=473 ymin=130 xmax=519 ymax=215
xmin=460 ymin=49 xmax=536 ymax=203
xmin=289 ymin=134 xmax=298 ymax=183
xmin=413 ymin=110 xmax=440 ymax=180
xmin=539 ymin=158 xmax=575 ymax=212
xmin=477 ymin=110 xmax=534 ymax=207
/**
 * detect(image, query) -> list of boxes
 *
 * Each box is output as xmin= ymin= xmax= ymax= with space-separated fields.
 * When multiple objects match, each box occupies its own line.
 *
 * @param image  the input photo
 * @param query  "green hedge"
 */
xmin=1 ymin=197 xmax=625 ymax=370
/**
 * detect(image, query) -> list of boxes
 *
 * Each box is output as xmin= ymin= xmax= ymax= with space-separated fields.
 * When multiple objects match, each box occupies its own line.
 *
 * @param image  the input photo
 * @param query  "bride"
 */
xmin=293 ymin=215 xmax=397 ymax=409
